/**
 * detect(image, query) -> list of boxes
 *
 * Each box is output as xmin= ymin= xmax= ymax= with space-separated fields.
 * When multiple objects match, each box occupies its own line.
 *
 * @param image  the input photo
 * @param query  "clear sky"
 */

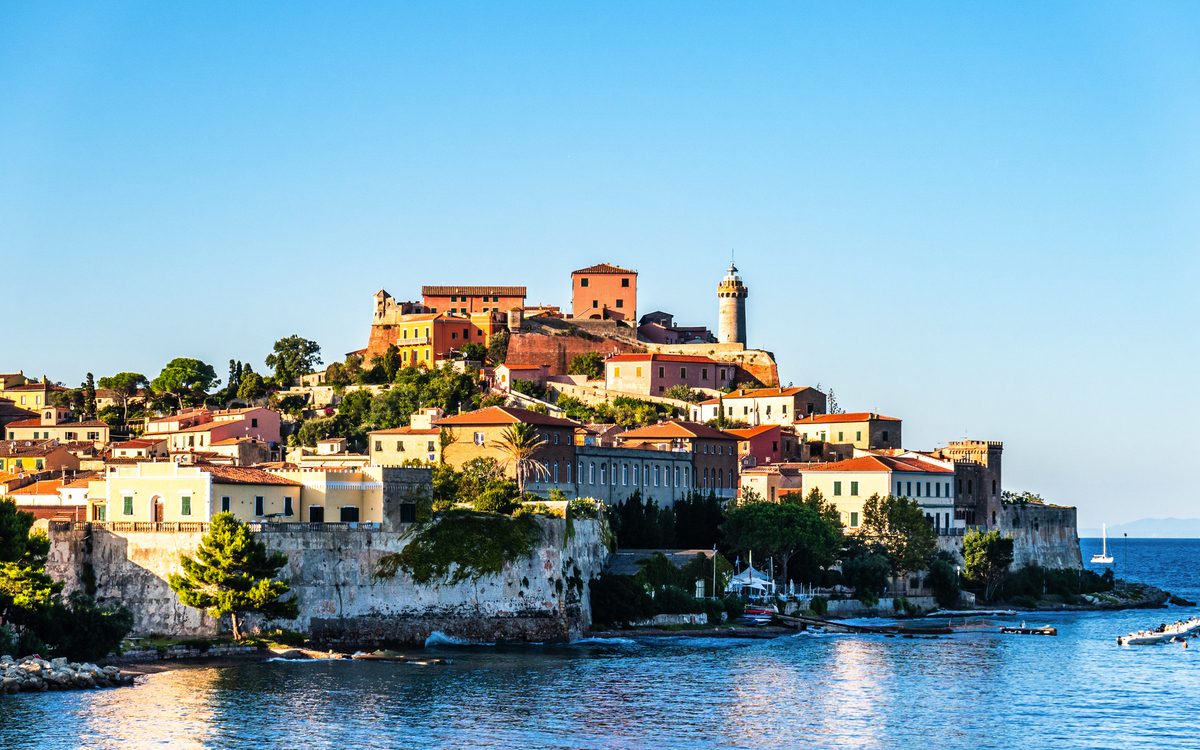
xmin=2 ymin=2 xmax=1197 ymax=526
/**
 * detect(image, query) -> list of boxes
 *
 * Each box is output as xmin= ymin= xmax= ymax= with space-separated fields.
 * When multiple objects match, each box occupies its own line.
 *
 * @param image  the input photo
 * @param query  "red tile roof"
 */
xmin=617 ymin=420 xmax=738 ymax=441
xmin=606 ymin=353 xmax=719 ymax=365
xmin=727 ymin=425 xmax=779 ymax=439
xmin=498 ymin=364 xmax=544 ymax=370
xmin=368 ymin=426 xmax=441 ymax=435
xmin=8 ymin=480 xmax=64 ymax=495
xmin=113 ymin=439 xmax=163 ymax=450
xmin=5 ymin=418 xmax=109 ymax=429
xmin=0 ymin=440 xmax=69 ymax=458
xmin=4 ymin=384 xmax=66 ymax=392
xmin=572 ymin=263 xmax=637 ymax=275
xmin=793 ymin=412 xmax=901 ymax=425
xmin=201 ymin=466 xmax=303 ymax=486
xmin=437 ymin=406 xmax=579 ymax=428
xmin=800 ymin=456 xmax=952 ymax=474
xmin=422 ymin=286 xmax=527 ymax=297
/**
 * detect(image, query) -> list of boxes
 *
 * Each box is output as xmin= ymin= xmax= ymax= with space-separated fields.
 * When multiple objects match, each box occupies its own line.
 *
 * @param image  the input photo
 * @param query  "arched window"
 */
xmin=589 ymin=463 xmax=595 ymax=485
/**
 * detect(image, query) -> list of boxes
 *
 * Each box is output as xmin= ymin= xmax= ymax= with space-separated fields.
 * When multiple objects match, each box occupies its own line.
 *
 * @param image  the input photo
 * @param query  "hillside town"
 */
xmin=2 ymin=261 xmax=1015 ymax=537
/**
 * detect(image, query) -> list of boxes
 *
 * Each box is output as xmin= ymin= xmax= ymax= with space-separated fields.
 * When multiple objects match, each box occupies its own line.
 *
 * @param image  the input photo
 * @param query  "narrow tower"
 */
xmin=717 ymin=262 xmax=748 ymax=344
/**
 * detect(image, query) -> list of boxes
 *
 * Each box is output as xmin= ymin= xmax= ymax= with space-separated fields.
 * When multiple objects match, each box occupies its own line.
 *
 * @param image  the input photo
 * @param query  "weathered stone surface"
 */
xmin=937 ymin=504 xmax=1082 ymax=570
xmin=47 ymin=517 xmax=609 ymax=646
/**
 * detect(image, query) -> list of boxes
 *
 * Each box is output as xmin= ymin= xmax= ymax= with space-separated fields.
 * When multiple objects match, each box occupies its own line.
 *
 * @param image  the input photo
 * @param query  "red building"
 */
xmin=422 ymin=286 xmax=526 ymax=315
xmin=571 ymin=263 xmax=637 ymax=322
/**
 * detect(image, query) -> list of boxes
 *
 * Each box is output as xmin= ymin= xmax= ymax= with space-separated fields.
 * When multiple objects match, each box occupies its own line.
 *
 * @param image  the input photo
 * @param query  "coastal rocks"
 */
xmin=0 ymin=654 xmax=134 ymax=695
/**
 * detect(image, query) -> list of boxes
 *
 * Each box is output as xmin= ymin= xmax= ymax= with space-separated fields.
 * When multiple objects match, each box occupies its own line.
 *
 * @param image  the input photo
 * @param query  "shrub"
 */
xmin=722 ymin=596 xmax=745 ymax=619
xmin=926 ymin=550 xmax=961 ymax=609
xmin=704 ymin=601 xmax=725 ymax=625
xmin=810 ymin=596 xmax=828 ymax=616
xmin=590 ymin=573 xmax=655 ymax=627
xmin=653 ymin=585 xmax=703 ymax=616
xmin=475 ymin=485 xmax=521 ymax=515
xmin=1012 ymin=594 xmax=1040 ymax=609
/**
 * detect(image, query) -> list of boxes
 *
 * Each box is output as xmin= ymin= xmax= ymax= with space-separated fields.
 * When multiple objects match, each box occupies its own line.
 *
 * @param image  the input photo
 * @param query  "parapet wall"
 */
xmin=46 ymin=517 xmax=609 ymax=647
xmin=936 ymin=504 xmax=1082 ymax=570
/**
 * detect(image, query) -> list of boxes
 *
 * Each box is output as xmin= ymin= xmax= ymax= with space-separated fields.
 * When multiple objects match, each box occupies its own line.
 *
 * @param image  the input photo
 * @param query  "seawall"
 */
xmin=937 ymin=503 xmax=1083 ymax=570
xmin=46 ymin=517 xmax=609 ymax=647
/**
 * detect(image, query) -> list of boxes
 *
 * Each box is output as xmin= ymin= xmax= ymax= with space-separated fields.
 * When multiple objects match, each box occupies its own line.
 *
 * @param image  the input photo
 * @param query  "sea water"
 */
xmin=4 ymin=538 xmax=1199 ymax=749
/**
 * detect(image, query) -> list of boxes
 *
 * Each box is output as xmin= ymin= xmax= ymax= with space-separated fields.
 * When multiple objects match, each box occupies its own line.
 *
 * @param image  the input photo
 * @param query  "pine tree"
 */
xmin=169 ymin=513 xmax=298 ymax=641
xmin=84 ymin=373 xmax=97 ymax=418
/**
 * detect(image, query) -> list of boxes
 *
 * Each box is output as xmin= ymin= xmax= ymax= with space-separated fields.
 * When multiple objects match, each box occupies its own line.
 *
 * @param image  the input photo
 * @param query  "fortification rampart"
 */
xmin=936 ymin=504 xmax=1082 ymax=570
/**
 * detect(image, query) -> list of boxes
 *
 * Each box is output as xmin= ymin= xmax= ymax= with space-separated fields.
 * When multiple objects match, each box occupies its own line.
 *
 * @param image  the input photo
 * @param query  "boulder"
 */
xmin=50 ymin=658 xmax=68 ymax=669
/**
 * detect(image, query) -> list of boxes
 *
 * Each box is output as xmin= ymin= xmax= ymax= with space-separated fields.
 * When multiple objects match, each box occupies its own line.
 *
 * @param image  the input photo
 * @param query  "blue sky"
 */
xmin=2 ymin=2 xmax=1197 ymax=526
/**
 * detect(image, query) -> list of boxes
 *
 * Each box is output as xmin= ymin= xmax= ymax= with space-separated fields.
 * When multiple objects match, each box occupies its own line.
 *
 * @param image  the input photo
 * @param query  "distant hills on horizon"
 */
xmin=1079 ymin=518 xmax=1200 ymax=539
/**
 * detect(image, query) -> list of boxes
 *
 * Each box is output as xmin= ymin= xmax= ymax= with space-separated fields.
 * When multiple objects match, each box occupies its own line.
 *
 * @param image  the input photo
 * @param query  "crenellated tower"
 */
xmin=717 ymin=263 xmax=748 ymax=345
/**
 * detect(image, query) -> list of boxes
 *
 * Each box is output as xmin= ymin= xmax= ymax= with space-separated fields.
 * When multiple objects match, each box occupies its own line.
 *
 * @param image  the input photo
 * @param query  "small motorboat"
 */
xmin=1091 ymin=524 xmax=1114 ymax=564
xmin=1117 ymin=617 xmax=1200 ymax=645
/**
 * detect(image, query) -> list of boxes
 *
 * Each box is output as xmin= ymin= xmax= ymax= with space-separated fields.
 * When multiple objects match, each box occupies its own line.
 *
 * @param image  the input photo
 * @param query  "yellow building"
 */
xmin=5 ymin=406 xmax=110 ymax=445
xmin=792 ymin=412 xmax=901 ymax=451
xmin=91 ymin=461 xmax=389 ymax=525
xmin=0 ymin=441 xmax=80 ymax=475
xmin=798 ymin=455 xmax=957 ymax=532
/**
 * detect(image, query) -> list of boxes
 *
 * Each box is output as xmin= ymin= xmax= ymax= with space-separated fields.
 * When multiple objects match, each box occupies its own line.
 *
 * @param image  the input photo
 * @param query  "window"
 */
xmin=674 ymin=466 xmax=679 ymax=487
xmin=553 ymin=462 xmax=559 ymax=483
xmin=221 ymin=496 xmax=230 ymax=513
xmin=882 ymin=430 xmax=889 ymax=442
xmin=397 ymin=441 xmax=405 ymax=451
xmin=553 ymin=432 xmax=559 ymax=445
xmin=181 ymin=495 xmax=192 ymax=516
xmin=992 ymin=480 xmax=997 ymax=494
xmin=580 ymin=277 xmax=589 ymax=287
xmin=728 ymin=407 xmax=733 ymax=416
xmin=837 ymin=431 xmax=844 ymax=442
xmin=926 ymin=482 xmax=931 ymax=496
xmin=856 ymin=430 xmax=861 ymax=441
xmin=622 ymin=464 xmax=628 ymax=485
xmin=452 ymin=332 xmax=458 ymax=339
xmin=427 ymin=441 xmax=435 ymax=452
xmin=88 ymin=431 xmax=99 ymax=440
xmin=702 ymin=368 xmax=708 ymax=380
xmin=946 ymin=482 xmax=951 ymax=496
xmin=636 ymin=367 xmax=642 ymax=377
xmin=592 ymin=299 xmax=598 ymax=308
xmin=935 ymin=483 xmax=940 ymax=497
xmin=425 ymin=327 xmax=430 ymax=337
xmin=680 ymin=367 xmax=687 ymax=378
xmin=621 ymin=278 xmax=629 ymax=287
xmin=658 ymin=367 xmax=665 ymax=378
xmin=834 ymin=481 xmax=842 ymax=496
xmin=95 ymin=505 xmax=106 ymax=522
xmin=916 ymin=483 xmax=922 ymax=497
xmin=252 ymin=418 xmax=258 ymax=428
xmin=375 ymin=441 xmax=382 ymax=452
xmin=781 ymin=404 xmax=787 ymax=415
xmin=654 ymin=465 xmax=660 ymax=486
xmin=589 ymin=463 xmax=595 ymax=484
xmin=123 ymin=496 xmax=134 ymax=516
xmin=254 ymin=496 xmax=266 ymax=516
xmin=451 ymin=295 xmax=457 ymax=302
xmin=474 ymin=432 xmax=486 ymax=446
xmin=704 ymin=445 xmax=709 ymax=454
xmin=633 ymin=464 xmax=639 ymax=485
xmin=616 ymin=299 xmax=623 ymax=308
xmin=850 ymin=511 xmax=859 ymax=528
xmin=600 ymin=463 xmax=607 ymax=485
xmin=906 ymin=481 xmax=912 ymax=497
xmin=772 ymin=441 xmax=778 ymax=451
xmin=850 ymin=481 xmax=859 ymax=496
xmin=284 ymin=497 xmax=294 ymax=516
xmin=614 ymin=367 xmax=621 ymax=378
xmin=35 ymin=459 xmax=43 ymax=470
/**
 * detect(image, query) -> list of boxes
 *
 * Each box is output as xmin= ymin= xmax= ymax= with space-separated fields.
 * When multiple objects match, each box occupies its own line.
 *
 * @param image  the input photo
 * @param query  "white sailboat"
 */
xmin=1091 ymin=523 xmax=1114 ymax=564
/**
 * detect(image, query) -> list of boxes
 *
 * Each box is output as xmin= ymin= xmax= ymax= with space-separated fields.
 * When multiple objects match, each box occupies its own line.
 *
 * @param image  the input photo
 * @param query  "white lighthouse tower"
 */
xmin=717 ymin=262 xmax=748 ymax=345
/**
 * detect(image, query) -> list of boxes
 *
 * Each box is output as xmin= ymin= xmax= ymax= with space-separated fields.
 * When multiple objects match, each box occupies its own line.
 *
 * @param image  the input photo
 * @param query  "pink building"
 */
xmin=147 ymin=406 xmax=282 ymax=452
xmin=494 ymin=364 xmax=549 ymax=392
xmin=727 ymin=425 xmax=781 ymax=468
xmin=604 ymin=354 xmax=733 ymax=396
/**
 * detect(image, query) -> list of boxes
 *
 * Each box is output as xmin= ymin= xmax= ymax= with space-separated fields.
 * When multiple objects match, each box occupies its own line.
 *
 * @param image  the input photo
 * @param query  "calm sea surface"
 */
xmin=6 ymin=538 xmax=1200 ymax=749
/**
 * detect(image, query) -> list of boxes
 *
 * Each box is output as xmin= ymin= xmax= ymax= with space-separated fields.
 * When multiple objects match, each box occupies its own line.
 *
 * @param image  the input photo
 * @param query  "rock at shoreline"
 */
xmin=0 ymin=654 xmax=134 ymax=695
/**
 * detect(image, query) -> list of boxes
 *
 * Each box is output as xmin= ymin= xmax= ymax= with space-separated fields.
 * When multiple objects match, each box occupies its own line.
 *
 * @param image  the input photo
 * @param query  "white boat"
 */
xmin=1117 ymin=617 xmax=1200 ymax=646
xmin=1091 ymin=524 xmax=1114 ymax=564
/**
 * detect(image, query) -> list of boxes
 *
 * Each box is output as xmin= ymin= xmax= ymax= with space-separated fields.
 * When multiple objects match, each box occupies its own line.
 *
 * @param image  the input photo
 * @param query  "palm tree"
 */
xmin=497 ymin=423 xmax=550 ymax=494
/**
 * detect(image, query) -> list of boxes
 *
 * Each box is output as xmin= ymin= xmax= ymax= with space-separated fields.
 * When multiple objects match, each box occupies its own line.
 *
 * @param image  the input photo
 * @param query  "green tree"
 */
xmin=83 ymin=373 xmax=97 ymax=418
xmin=460 ymin=342 xmax=486 ymax=361
xmin=611 ymin=491 xmax=676 ymax=548
xmin=722 ymin=502 xmax=842 ymax=587
xmin=861 ymin=494 xmax=938 ymax=580
xmin=568 ymin=351 xmax=603 ymax=380
xmin=0 ymin=499 xmax=59 ymax=644
xmin=169 ymin=513 xmax=298 ymax=641
xmin=663 ymin=385 xmax=704 ymax=403
xmin=738 ymin=486 xmax=766 ymax=506
xmin=275 ymin=394 xmax=307 ymax=418
xmin=840 ymin=537 xmax=891 ymax=605
xmin=962 ymin=529 xmax=1014 ymax=602
xmin=98 ymin=372 xmax=147 ymax=425
xmin=926 ymin=549 xmax=962 ymax=608
xmin=337 ymin=389 xmax=375 ymax=426
xmin=238 ymin=371 xmax=267 ymax=403
xmin=225 ymin=360 xmax=243 ymax=399
xmin=495 ymin=423 xmax=549 ymax=494
xmin=379 ymin=345 xmax=401 ymax=382
xmin=152 ymin=358 xmax=220 ymax=410
xmin=265 ymin=335 xmax=323 ymax=384
xmin=324 ymin=361 xmax=348 ymax=388
xmin=486 ymin=329 xmax=510 ymax=365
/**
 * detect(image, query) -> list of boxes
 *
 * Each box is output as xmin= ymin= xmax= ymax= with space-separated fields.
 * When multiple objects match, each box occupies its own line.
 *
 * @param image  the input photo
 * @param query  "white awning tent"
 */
xmin=727 ymin=565 xmax=776 ymax=595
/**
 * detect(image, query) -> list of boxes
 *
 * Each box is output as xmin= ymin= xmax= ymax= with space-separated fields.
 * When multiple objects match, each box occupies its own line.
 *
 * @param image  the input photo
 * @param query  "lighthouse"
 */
xmin=717 ymin=262 xmax=748 ymax=345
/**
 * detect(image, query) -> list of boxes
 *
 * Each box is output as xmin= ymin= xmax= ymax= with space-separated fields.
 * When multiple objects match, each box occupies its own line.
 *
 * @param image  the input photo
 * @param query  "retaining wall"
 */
xmin=46 ymin=517 xmax=609 ymax=647
xmin=936 ymin=504 xmax=1083 ymax=570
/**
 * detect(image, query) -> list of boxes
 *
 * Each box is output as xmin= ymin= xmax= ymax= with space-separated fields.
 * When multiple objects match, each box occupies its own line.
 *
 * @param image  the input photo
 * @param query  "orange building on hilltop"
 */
xmin=571 ymin=263 xmax=637 ymax=322
xmin=422 ymin=285 xmax=526 ymax=315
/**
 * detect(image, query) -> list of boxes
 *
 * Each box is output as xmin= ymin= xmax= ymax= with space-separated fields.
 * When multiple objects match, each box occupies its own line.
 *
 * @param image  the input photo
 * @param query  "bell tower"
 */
xmin=717 ymin=262 xmax=748 ymax=345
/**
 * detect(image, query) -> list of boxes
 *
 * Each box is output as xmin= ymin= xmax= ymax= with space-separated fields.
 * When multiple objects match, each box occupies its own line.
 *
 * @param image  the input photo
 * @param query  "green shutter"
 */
xmin=181 ymin=495 xmax=191 ymax=516
xmin=123 ymin=496 xmax=133 ymax=515
xmin=834 ymin=481 xmax=842 ymax=496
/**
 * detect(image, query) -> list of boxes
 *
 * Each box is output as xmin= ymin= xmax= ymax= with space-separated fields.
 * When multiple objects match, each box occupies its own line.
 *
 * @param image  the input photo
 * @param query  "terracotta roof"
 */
xmin=201 ymin=466 xmax=303 ymax=486
xmin=4 ymin=384 xmax=66 ymax=392
xmin=8 ymin=480 xmax=64 ymax=495
xmin=368 ymin=426 xmax=441 ymax=435
xmin=437 ymin=406 xmax=579 ymax=428
xmin=498 ymin=364 xmax=544 ymax=370
xmin=422 ymin=286 xmax=527 ymax=297
xmin=0 ymin=402 xmax=36 ymax=419
xmin=61 ymin=472 xmax=99 ymax=488
xmin=606 ymin=354 xmax=719 ymax=365
xmin=5 ymin=418 xmax=109 ymax=429
xmin=113 ymin=439 xmax=163 ymax=450
xmin=0 ymin=471 xmax=22 ymax=484
xmin=800 ymin=456 xmax=952 ymax=474
xmin=722 ymin=387 xmax=818 ymax=400
xmin=727 ymin=425 xmax=779 ymax=439
xmin=572 ymin=263 xmax=637 ymax=275
xmin=0 ymin=441 xmax=67 ymax=458
xmin=793 ymin=412 xmax=901 ymax=425
xmin=210 ymin=437 xmax=265 ymax=446
xmin=618 ymin=420 xmax=738 ymax=441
